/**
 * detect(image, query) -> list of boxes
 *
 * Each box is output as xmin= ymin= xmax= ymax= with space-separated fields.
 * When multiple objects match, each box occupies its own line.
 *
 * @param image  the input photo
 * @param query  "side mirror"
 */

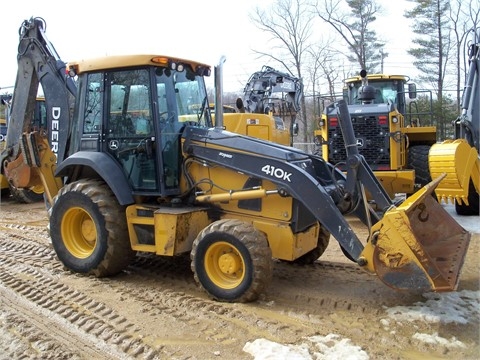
xmin=342 ymin=87 xmax=349 ymax=102
xmin=292 ymin=123 xmax=299 ymax=136
xmin=408 ymin=83 xmax=417 ymax=99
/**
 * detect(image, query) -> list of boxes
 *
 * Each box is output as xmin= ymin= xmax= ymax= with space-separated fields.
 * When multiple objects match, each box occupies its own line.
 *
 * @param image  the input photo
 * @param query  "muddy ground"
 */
xmin=0 ymin=196 xmax=478 ymax=359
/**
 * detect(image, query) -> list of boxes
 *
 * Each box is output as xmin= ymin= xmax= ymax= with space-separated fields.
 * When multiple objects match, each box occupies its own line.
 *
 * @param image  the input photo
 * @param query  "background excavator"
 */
xmin=1 ymin=94 xmax=46 ymax=202
xmin=314 ymin=71 xmax=437 ymax=198
xmin=216 ymin=65 xmax=302 ymax=147
xmin=429 ymin=27 xmax=480 ymax=216
xmin=1 ymin=17 xmax=470 ymax=303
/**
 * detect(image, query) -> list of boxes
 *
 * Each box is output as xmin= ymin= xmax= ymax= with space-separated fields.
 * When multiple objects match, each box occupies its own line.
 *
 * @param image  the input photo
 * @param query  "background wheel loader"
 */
xmin=1 ymin=17 xmax=471 ymax=303
xmin=314 ymin=71 xmax=437 ymax=198
xmin=429 ymin=27 xmax=480 ymax=216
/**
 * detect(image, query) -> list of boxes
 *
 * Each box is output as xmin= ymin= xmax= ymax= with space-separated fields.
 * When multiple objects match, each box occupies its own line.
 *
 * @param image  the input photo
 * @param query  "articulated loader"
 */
xmin=429 ymin=27 xmax=480 ymax=216
xmin=314 ymin=71 xmax=437 ymax=198
xmin=1 ymin=17 xmax=471 ymax=302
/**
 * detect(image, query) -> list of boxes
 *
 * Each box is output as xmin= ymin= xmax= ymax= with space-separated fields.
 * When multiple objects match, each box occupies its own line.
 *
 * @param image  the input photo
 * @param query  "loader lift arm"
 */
xmin=185 ymin=97 xmax=470 ymax=292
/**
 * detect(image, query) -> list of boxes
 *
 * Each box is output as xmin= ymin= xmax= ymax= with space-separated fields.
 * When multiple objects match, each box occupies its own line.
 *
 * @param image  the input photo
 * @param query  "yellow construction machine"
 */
xmin=212 ymin=65 xmax=301 ymax=146
xmin=1 ymin=95 xmax=46 ymax=202
xmin=1 ymin=17 xmax=471 ymax=302
xmin=429 ymin=28 xmax=480 ymax=215
xmin=314 ymin=71 xmax=437 ymax=198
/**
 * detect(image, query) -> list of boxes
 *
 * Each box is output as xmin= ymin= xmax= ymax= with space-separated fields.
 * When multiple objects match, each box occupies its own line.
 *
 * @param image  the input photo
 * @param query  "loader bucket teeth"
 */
xmin=361 ymin=175 xmax=471 ymax=292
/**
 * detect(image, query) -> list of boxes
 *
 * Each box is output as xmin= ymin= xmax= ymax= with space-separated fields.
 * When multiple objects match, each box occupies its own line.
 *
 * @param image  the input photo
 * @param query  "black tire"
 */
xmin=9 ymin=184 xmax=44 ymax=203
xmin=289 ymin=226 xmax=330 ymax=265
xmin=455 ymin=180 xmax=479 ymax=216
xmin=50 ymin=179 xmax=135 ymax=277
xmin=407 ymin=145 xmax=432 ymax=187
xmin=190 ymin=219 xmax=273 ymax=303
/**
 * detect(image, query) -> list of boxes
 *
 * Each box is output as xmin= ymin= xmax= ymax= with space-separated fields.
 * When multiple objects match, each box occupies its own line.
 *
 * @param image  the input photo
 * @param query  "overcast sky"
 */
xmin=0 ymin=0 xmax=418 ymax=94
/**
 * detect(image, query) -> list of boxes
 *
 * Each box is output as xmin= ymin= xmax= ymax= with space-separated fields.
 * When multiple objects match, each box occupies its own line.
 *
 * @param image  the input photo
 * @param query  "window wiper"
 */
xmin=197 ymin=95 xmax=208 ymax=122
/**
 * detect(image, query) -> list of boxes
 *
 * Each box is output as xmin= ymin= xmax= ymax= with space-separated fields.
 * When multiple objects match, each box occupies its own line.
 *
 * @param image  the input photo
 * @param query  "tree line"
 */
xmin=220 ymin=0 xmax=479 ymax=148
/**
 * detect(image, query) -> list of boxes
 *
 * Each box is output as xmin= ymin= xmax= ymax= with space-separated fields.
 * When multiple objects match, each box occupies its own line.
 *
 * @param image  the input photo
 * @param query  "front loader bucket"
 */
xmin=360 ymin=175 xmax=471 ymax=292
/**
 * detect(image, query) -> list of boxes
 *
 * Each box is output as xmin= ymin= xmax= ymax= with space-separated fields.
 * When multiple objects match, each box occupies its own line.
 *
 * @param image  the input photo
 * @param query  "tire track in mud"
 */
xmin=0 ymin=235 xmax=166 ymax=359
xmin=269 ymin=258 xmax=425 ymax=311
xmin=118 ymin=253 xmax=395 ymax=346
xmin=0 ymin=224 xmax=424 ymax=359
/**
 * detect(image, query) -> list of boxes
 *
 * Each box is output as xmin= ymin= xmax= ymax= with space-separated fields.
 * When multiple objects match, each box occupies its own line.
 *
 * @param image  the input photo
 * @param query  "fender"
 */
xmin=55 ymin=151 xmax=134 ymax=205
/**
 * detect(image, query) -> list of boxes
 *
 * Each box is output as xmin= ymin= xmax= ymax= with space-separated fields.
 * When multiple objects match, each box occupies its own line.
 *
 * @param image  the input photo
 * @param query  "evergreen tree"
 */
xmin=405 ymin=0 xmax=452 ymax=138
xmin=315 ymin=0 xmax=385 ymax=73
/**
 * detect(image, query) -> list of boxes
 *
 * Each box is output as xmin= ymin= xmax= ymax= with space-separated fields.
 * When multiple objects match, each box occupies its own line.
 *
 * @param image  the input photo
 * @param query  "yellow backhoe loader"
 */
xmin=429 ymin=27 xmax=480 ymax=216
xmin=1 ymin=17 xmax=471 ymax=302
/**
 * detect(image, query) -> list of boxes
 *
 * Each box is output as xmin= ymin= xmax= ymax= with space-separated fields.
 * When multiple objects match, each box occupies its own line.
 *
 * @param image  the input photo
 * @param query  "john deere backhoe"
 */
xmin=429 ymin=27 xmax=480 ymax=216
xmin=1 ymin=17 xmax=470 ymax=302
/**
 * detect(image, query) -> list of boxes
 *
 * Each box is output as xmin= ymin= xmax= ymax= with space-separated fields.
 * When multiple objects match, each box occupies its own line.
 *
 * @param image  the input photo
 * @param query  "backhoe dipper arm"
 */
xmin=4 ymin=17 xmax=76 ymax=164
xmin=456 ymin=29 xmax=480 ymax=148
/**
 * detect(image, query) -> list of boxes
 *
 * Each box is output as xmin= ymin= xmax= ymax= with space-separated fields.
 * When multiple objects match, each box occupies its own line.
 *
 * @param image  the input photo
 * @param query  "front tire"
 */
xmin=50 ymin=179 xmax=135 ymax=277
xmin=407 ymin=145 xmax=432 ymax=187
xmin=191 ymin=219 xmax=273 ymax=303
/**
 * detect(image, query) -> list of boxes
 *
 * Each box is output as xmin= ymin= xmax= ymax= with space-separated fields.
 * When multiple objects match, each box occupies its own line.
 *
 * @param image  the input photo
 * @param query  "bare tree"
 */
xmin=303 ymin=40 xmax=340 ymax=147
xmin=249 ymin=0 xmax=314 ymax=144
xmin=314 ymin=0 xmax=385 ymax=73
xmin=449 ymin=0 xmax=469 ymax=112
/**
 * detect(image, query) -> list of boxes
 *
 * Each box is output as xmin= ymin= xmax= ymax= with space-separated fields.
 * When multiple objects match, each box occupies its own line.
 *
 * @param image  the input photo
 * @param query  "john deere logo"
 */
xmin=109 ymin=140 xmax=119 ymax=150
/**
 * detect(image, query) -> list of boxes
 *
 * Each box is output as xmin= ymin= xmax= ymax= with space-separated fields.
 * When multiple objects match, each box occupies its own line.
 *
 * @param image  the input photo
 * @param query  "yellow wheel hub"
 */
xmin=61 ymin=207 xmax=97 ymax=258
xmin=205 ymin=241 xmax=245 ymax=289
xmin=31 ymin=184 xmax=44 ymax=195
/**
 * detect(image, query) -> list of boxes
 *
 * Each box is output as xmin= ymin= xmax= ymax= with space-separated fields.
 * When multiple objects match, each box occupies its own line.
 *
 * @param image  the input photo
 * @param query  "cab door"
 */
xmin=104 ymin=68 xmax=158 ymax=193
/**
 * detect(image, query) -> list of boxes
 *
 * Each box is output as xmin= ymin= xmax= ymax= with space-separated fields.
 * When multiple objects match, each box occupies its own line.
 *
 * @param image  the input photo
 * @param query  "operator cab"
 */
xmin=69 ymin=55 xmax=212 ymax=198
xmin=344 ymin=71 xmax=411 ymax=115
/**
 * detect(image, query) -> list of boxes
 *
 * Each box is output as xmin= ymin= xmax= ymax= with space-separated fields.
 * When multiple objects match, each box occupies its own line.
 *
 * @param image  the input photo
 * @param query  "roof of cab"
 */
xmin=68 ymin=54 xmax=211 ymax=75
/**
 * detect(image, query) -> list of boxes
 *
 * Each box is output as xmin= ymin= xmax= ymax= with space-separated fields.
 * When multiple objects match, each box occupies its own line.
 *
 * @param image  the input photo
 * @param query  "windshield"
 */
xmin=348 ymin=80 xmax=402 ymax=105
xmin=155 ymin=67 xmax=211 ymax=128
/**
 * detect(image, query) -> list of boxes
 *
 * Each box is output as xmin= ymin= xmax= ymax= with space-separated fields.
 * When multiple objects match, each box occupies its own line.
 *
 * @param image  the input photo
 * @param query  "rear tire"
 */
xmin=9 ymin=184 xmax=44 ymax=203
xmin=50 ymin=179 xmax=135 ymax=277
xmin=191 ymin=219 xmax=273 ymax=303
xmin=289 ymin=226 xmax=330 ymax=265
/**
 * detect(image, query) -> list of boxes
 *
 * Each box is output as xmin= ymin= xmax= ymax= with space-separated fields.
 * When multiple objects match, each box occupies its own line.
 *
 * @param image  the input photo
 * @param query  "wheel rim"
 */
xmin=31 ymin=184 xmax=44 ymax=195
xmin=204 ymin=241 xmax=245 ymax=289
xmin=61 ymin=207 xmax=97 ymax=258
